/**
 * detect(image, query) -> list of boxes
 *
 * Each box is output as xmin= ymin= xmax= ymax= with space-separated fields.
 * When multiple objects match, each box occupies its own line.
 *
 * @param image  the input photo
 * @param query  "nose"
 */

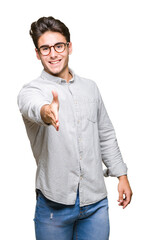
xmin=50 ymin=46 xmax=57 ymax=58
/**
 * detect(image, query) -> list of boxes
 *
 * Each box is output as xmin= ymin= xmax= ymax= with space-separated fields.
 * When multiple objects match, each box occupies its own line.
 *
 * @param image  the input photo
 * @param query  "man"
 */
xmin=17 ymin=16 xmax=132 ymax=240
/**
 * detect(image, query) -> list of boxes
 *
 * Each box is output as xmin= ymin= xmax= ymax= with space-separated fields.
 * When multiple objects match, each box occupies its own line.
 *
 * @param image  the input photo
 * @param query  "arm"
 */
xmin=17 ymin=84 xmax=59 ymax=130
xmin=97 ymin=91 xmax=127 ymax=177
xmin=95 ymin=84 xmax=132 ymax=207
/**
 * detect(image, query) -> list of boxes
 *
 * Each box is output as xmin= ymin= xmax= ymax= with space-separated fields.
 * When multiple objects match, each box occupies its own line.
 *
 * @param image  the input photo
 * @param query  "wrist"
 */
xmin=118 ymin=175 xmax=127 ymax=181
xmin=40 ymin=104 xmax=51 ymax=124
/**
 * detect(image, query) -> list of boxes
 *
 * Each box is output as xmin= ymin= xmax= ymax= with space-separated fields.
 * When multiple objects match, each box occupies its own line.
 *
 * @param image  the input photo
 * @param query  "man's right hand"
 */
xmin=40 ymin=90 xmax=60 ymax=131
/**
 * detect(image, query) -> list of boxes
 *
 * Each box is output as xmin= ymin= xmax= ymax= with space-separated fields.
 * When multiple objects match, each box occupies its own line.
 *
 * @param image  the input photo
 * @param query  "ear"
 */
xmin=68 ymin=42 xmax=72 ymax=55
xmin=35 ymin=48 xmax=41 ymax=60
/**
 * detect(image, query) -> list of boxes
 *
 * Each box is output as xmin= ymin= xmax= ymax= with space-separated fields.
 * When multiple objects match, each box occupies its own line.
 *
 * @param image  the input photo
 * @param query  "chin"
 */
xmin=44 ymin=67 xmax=60 ymax=76
xmin=48 ymin=67 xmax=66 ymax=77
xmin=50 ymin=70 xmax=61 ymax=76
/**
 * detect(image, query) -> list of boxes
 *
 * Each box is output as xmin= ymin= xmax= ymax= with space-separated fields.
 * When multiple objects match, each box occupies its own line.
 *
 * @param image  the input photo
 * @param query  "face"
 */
xmin=36 ymin=31 xmax=72 ymax=80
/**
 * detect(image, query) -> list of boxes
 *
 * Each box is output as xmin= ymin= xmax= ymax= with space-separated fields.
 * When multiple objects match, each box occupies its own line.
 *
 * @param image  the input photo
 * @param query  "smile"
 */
xmin=49 ymin=59 xmax=62 ymax=64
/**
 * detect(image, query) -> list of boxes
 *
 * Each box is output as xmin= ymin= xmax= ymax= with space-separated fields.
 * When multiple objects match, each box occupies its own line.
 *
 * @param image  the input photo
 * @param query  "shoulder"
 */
xmin=76 ymin=74 xmax=96 ymax=86
xmin=17 ymin=75 xmax=45 ymax=102
xmin=23 ymin=76 xmax=43 ymax=88
xmin=19 ymin=75 xmax=45 ymax=94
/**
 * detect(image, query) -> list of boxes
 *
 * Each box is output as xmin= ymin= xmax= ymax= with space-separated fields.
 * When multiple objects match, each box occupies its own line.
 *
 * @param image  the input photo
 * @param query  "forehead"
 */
xmin=38 ymin=31 xmax=66 ymax=47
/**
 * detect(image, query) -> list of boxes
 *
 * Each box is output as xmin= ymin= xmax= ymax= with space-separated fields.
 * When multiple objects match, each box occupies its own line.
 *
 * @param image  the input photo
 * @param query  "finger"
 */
xmin=51 ymin=111 xmax=59 ymax=125
xmin=55 ymin=108 xmax=59 ymax=122
xmin=51 ymin=90 xmax=59 ymax=129
xmin=122 ymin=192 xmax=132 ymax=209
xmin=52 ymin=107 xmax=59 ymax=123
xmin=51 ymin=91 xmax=59 ymax=119
xmin=50 ymin=117 xmax=59 ymax=131
xmin=49 ymin=100 xmax=59 ymax=121
xmin=56 ymin=120 xmax=60 ymax=131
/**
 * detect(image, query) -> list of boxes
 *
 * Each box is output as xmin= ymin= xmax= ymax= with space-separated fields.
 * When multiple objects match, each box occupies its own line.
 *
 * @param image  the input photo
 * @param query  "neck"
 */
xmin=45 ymin=67 xmax=72 ymax=83
xmin=67 ymin=72 xmax=73 ymax=82
xmin=58 ymin=67 xmax=72 ymax=83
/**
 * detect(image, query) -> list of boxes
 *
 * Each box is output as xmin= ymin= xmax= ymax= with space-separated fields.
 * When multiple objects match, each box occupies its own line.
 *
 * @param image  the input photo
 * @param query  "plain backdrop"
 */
xmin=0 ymin=0 xmax=150 ymax=239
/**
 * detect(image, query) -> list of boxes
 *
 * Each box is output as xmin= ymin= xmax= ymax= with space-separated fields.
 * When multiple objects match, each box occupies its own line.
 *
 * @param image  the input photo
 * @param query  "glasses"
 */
xmin=37 ymin=42 xmax=69 ymax=56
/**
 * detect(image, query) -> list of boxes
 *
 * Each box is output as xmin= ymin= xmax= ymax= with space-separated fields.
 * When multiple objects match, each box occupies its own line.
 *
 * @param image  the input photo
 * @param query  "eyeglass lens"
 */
xmin=39 ymin=43 xmax=67 ymax=55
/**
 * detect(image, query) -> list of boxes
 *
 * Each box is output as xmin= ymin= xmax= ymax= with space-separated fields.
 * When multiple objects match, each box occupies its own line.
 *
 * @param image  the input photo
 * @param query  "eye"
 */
xmin=42 ymin=46 xmax=49 ymax=51
xmin=55 ymin=43 xmax=64 ymax=49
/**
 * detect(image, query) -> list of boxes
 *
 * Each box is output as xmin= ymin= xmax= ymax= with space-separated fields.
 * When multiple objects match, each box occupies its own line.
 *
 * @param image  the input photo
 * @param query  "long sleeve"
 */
xmin=95 ymin=84 xmax=128 ymax=177
xmin=17 ymin=83 xmax=51 ymax=126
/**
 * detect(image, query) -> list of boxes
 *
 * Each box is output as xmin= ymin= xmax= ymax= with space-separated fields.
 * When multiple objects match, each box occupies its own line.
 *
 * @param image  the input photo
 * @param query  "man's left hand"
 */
xmin=117 ymin=175 xmax=133 ymax=209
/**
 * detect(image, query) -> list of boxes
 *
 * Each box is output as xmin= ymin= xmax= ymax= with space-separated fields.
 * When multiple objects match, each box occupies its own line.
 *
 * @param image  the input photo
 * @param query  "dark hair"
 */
xmin=29 ymin=16 xmax=70 ymax=48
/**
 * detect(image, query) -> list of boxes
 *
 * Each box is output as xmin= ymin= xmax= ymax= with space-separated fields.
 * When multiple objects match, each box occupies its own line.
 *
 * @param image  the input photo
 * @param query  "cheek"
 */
xmin=62 ymin=53 xmax=69 ymax=62
xmin=40 ymin=59 xmax=49 ymax=69
xmin=41 ymin=57 xmax=49 ymax=65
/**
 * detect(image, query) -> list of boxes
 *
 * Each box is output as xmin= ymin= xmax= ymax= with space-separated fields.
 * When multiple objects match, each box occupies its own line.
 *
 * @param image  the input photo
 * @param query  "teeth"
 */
xmin=50 ymin=60 xmax=60 ymax=64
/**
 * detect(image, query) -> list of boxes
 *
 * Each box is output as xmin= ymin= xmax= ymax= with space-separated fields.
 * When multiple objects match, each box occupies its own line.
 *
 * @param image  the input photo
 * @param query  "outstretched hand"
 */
xmin=40 ymin=90 xmax=60 ymax=131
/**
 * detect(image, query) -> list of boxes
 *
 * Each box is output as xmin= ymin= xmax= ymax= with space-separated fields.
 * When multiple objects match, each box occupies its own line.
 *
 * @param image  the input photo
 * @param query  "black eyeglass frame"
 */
xmin=37 ymin=42 xmax=70 ymax=56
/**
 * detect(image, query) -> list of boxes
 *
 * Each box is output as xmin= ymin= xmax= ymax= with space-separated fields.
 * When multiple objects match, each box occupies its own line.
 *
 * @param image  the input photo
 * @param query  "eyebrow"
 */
xmin=39 ymin=44 xmax=49 ymax=49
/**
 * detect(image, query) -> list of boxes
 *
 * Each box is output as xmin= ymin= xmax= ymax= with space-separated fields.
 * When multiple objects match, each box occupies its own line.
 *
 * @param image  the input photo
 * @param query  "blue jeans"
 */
xmin=34 ymin=189 xmax=110 ymax=240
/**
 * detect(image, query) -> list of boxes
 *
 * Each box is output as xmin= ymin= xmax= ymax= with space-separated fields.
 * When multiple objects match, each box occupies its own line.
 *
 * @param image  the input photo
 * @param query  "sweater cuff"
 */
xmin=103 ymin=162 xmax=128 ymax=177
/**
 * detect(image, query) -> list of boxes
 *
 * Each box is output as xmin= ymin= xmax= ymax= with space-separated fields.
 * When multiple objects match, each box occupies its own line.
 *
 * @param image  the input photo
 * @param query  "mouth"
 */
xmin=49 ymin=59 xmax=62 ymax=65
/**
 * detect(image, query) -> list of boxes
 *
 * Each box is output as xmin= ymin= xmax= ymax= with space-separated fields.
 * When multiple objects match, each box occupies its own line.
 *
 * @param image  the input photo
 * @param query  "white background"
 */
xmin=0 ymin=0 xmax=150 ymax=239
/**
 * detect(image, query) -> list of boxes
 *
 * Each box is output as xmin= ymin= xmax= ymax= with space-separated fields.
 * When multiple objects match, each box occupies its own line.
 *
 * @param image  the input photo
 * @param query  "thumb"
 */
xmin=52 ymin=90 xmax=59 ymax=104
xmin=51 ymin=90 xmax=59 ymax=123
xmin=118 ymin=190 xmax=124 ymax=204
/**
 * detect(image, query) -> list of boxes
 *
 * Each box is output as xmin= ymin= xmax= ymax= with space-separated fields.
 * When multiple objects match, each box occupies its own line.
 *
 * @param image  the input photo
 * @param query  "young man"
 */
xmin=18 ymin=16 xmax=132 ymax=240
